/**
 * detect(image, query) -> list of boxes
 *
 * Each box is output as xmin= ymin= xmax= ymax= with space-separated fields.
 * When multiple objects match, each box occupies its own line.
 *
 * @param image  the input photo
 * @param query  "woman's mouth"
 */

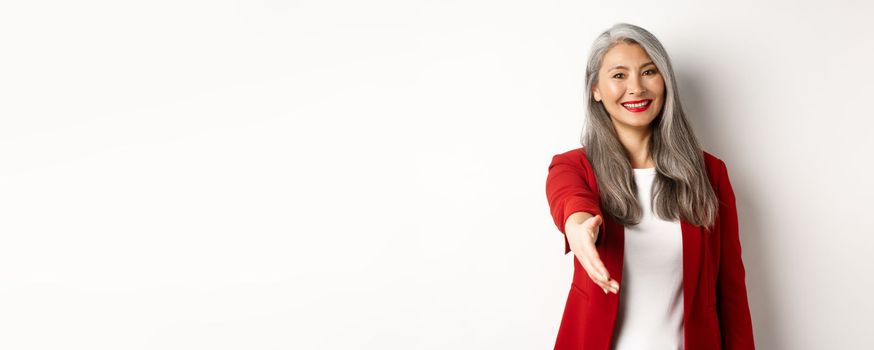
xmin=621 ymin=99 xmax=652 ymax=112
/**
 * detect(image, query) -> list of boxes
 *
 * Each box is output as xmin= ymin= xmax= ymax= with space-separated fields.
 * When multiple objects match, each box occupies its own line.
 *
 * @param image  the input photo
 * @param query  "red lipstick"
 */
xmin=621 ymin=99 xmax=652 ymax=113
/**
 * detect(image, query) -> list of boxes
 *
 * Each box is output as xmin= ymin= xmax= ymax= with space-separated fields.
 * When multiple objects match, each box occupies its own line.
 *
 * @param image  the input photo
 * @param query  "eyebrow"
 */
xmin=607 ymin=62 xmax=655 ymax=71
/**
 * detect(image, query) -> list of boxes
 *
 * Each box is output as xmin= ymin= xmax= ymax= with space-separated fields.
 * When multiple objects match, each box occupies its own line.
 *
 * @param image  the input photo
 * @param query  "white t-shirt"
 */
xmin=611 ymin=167 xmax=685 ymax=350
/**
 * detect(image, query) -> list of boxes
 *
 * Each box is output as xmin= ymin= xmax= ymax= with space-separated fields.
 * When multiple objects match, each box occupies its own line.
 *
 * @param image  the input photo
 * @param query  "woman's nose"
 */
xmin=627 ymin=77 xmax=646 ymax=94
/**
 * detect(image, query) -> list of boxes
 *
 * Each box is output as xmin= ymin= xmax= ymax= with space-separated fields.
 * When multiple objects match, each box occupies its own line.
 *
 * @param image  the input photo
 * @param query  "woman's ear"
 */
xmin=592 ymin=87 xmax=601 ymax=102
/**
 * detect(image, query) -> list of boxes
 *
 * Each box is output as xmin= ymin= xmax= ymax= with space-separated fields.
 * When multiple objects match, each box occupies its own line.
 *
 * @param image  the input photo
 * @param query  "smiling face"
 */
xmin=592 ymin=42 xmax=666 ymax=134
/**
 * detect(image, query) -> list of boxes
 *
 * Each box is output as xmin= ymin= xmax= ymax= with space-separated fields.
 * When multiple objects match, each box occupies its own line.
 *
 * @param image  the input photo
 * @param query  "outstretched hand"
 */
xmin=567 ymin=214 xmax=620 ymax=294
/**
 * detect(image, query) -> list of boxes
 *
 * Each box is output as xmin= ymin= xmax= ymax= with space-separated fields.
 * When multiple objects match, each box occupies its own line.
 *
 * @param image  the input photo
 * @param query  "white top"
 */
xmin=612 ymin=167 xmax=685 ymax=350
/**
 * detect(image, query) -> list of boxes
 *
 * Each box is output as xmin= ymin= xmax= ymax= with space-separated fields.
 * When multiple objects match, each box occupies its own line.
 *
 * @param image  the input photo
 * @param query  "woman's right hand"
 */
xmin=566 ymin=214 xmax=620 ymax=294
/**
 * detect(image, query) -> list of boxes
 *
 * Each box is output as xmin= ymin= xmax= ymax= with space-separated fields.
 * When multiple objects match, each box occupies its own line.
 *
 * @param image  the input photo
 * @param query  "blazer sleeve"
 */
xmin=715 ymin=159 xmax=756 ymax=349
xmin=545 ymin=152 xmax=605 ymax=255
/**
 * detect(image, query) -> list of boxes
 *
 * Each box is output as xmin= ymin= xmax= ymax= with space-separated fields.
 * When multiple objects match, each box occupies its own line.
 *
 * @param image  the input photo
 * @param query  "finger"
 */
xmin=577 ymin=254 xmax=599 ymax=281
xmin=581 ymin=254 xmax=617 ymax=293
xmin=578 ymin=255 xmax=609 ymax=287
xmin=578 ymin=254 xmax=606 ymax=285
xmin=595 ymin=277 xmax=618 ymax=294
xmin=589 ymin=251 xmax=610 ymax=281
xmin=589 ymin=272 xmax=611 ymax=294
xmin=581 ymin=243 xmax=610 ymax=283
xmin=581 ymin=259 xmax=615 ymax=293
xmin=601 ymin=281 xmax=616 ymax=294
xmin=602 ymin=278 xmax=619 ymax=294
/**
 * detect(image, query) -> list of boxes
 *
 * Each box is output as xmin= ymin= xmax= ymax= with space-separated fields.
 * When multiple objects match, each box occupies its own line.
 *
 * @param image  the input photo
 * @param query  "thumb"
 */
xmin=590 ymin=214 xmax=602 ymax=229
xmin=589 ymin=214 xmax=602 ymax=239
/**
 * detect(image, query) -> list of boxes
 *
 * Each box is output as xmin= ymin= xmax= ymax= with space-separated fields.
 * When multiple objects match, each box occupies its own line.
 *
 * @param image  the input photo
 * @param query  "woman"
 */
xmin=544 ymin=23 xmax=755 ymax=350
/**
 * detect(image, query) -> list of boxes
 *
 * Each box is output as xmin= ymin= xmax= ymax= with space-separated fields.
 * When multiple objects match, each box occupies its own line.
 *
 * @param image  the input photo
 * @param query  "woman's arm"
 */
xmin=716 ymin=159 xmax=756 ymax=349
xmin=545 ymin=152 xmax=604 ymax=254
xmin=546 ymin=152 xmax=618 ymax=294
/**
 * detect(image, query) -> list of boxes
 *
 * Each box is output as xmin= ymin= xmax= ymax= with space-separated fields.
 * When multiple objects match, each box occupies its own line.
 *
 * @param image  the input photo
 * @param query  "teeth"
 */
xmin=623 ymin=101 xmax=650 ymax=108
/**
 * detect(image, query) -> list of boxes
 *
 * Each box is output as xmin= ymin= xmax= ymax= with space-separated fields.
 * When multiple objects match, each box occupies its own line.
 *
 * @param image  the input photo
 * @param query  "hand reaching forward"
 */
xmin=566 ymin=214 xmax=620 ymax=294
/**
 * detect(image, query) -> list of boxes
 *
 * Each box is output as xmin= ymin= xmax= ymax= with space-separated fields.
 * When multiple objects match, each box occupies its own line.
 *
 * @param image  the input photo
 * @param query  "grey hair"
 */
xmin=581 ymin=22 xmax=718 ymax=230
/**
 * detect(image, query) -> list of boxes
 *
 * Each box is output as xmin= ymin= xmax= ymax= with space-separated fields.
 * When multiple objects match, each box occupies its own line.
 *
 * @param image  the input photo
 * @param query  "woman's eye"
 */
xmin=613 ymin=73 xmax=624 ymax=79
xmin=643 ymin=69 xmax=657 ymax=75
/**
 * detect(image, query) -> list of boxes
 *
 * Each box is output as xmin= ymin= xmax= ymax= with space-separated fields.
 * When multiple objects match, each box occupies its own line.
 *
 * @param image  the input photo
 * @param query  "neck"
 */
xmin=615 ymin=126 xmax=654 ymax=168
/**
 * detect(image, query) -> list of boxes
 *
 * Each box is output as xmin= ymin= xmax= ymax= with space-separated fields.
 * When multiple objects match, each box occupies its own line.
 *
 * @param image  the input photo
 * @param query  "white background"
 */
xmin=1 ymin=1 xmax=872 ymax=349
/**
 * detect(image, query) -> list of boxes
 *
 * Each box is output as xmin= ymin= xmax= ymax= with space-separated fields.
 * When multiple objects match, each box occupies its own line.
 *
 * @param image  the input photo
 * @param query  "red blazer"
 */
xmin=545 ymin=147 xmax=755 ymax=350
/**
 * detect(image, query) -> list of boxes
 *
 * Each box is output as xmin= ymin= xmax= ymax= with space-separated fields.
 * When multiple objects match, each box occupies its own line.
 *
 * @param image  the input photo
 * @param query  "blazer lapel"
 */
xmin=681 ymin=220 xmax=704 ymax=317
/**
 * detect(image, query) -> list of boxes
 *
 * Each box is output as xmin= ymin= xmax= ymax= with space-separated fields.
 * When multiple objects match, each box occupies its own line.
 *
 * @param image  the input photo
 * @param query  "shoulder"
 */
xmin=548 ymin=147 xmax=598 ymax=183
xmin=556 ymin=146 xmax=586 ymax=159
xmin=702 ymin=150 xmax=728 ymax=172
xmin=550 ymin=146 xmax=592 ymax=170
xmin=702 ymin=150 xmax=731 ymax=194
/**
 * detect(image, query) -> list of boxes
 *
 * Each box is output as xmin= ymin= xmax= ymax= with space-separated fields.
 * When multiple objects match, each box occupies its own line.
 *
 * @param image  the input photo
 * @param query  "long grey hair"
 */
xmin=581 ymin=23 xmax=718 ymax=230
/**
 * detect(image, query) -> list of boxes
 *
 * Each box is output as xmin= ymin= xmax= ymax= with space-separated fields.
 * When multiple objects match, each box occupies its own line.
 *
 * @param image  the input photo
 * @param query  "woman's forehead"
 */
xmin=602 ymin=44 xmax=653 ymax=70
